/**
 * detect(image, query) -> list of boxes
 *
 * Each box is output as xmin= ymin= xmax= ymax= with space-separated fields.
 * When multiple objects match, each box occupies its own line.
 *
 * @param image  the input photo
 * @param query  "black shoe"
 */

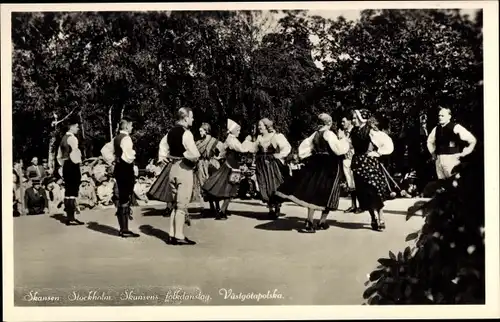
xmin=316 ymin=222 xmax=330 ymax=230
xmin=121 ymin=230 xmax=140 ymax=238
xmin=73 ymin=219 xmax=85 ymax=225
xmin=371 ymin=220 xmax=380 ymax=231
xmin=354 ymin=208 xmax=364 ymax=214
xmin=215 ymin=211 xmax=227 ymax=220
xmin=176 ymin=237 xmax=197 ymax=246
xmin=299 ymin=220 xmax=316 ymax=233
xmin=344 ymin=206 xmax=356 ymax=213
xmin=379 ymin=221 xmax=386 ymax=230
xmin=268 ymin=210 xmax=278 ymax=220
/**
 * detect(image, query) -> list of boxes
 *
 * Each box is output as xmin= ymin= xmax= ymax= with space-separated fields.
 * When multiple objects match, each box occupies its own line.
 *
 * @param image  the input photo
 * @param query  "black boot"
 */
xmin=299 ymin=219 xmax=316 ymax=233
xmin=369 ymin=210 xmax=380 ymax=231
xmin=71 ymin=199 xmax=84 ymax=225
xmin=122 ymin=207 xmax=139 ymax=238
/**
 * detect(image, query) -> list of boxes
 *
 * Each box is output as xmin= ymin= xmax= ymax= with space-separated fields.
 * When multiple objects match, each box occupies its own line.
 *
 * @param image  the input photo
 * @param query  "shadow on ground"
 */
xmin=228 ymin=209 xmax=277 ymax=221
xmin=141 ymin=207 xmax=204 ymax=217
xmin=253 ymin=216 xmax=374 ymax=232
xmin=139 ymin=225 xmax=170 ymax=244
xmin=87 ymin=221 xmax=120 ymax=237
xmin=50 ymin=214 xmax=67 ymax=224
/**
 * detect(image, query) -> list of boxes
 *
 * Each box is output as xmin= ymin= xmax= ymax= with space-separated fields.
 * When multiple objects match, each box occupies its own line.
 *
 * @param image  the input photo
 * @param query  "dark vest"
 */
xmin=312 ymin=130 xmax=336 ymax=156
xmin=167 ymin=125 xmax=187 ymax=158
xmin=59 ymin=134 xmax=73 ymax=160
xmin=113 ymin=132 xmax=128 ymax=162
xmin=435 ymin=122 xmax=461 ymax=155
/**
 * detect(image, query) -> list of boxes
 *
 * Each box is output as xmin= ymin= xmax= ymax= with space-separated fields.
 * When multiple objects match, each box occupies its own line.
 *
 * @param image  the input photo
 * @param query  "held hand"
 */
xmin=244 ymin=135 xmax=252 ymax=142
xmin=338 ymin=129 xmax=346 ymax=139
xmin=367 ymin=151 xmax=380 ymax=158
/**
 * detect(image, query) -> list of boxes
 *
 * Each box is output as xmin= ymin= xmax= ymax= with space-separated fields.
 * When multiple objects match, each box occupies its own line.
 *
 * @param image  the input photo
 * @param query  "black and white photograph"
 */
xmin=2 ymin=1 xmax=499 ymax=320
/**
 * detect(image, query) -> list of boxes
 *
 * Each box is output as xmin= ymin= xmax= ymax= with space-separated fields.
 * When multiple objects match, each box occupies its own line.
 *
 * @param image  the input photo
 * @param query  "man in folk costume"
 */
xmin=101 ymin=115 xmax=140 ymax=238
xmin=275 ymin=113 xmax=350 ymax=233
xmin=56 ymin=115 xmax=84 ymax=225
xmin=426 ymin=107 xmax=476 ymax=180
xmin=162 ymin=107 xmax=200 ymax=245
xmin=338 ymin=112 xmax=363 ymax=213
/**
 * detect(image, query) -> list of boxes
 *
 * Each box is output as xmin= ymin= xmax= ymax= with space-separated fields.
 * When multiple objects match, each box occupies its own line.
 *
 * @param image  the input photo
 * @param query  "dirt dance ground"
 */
xmin=13 ymin=197 xmax=425 ymax=306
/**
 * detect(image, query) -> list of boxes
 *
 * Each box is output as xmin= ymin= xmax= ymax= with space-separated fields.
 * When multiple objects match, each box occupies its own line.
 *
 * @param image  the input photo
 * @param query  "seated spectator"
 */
xmin=26 ymin=157 xmax=46 ymax=180
xmin=24 ymin=178 xmax=49 ymax=215
xmin=78 ymin=172 xmax=97 ymax=210
xmin=97 ymin=176 xmax=115 ymax=206
xmin=46 ymin=177 xmax=65 ymax=213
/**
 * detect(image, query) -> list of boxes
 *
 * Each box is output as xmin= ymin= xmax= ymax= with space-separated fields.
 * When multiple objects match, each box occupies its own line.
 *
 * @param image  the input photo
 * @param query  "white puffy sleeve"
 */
xmin=298 ymin=133 xmax=315 ymax=160
xmin=226 ymin=135 xmax=248 ymax=153
xmin=158 ymin=134 xmax=169 ymax=163
xmin=323 ymin=130 xmax=350 ymax=156
xmin=100 ymin=141 xmax=115 ymax=165
xmin=426 ymin=127 xmax=437 ymax=155
xmin=241 ymin=136 xmax=259 ymax=153
xmin=273 ymin=133 xmax=292 ymax=161
xmin=369 ymin=130 xmax=394 ymax=156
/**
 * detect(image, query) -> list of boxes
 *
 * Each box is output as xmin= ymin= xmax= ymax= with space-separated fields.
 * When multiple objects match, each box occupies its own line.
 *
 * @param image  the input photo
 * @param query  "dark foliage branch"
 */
xmin=12 ymin=9 xmax=482 ymax=168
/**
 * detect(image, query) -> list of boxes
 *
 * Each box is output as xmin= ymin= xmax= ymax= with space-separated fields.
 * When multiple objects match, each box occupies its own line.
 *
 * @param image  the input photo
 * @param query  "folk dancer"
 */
xmin=147 ymin=133 xmax=175 ymax=217
xmin=194 ymin=123 xmax=225 ymax=216
xmin=203 ymin=119 xmax=250 ymax=220
xmin=426 ymin=107 xmax=476 ymax=180
xmin=56 ymin=116 xmax=84 ymax=225
xmin=101 ymin=115 xmax=140 ymax=238
xmin=275 ymin=113 xmax=350 ymax=233
xmin=350 ymin=109 xmax=394 ymax=231
xmin=339 ymin=113 xmax=362 ymax=213
xmin=148 ymin=126 xmax=205 ymax=225
xmin=244 ymin=118 xmax=291 ymax=219
xmin=159 ymin=107 xmax=200 ymax=245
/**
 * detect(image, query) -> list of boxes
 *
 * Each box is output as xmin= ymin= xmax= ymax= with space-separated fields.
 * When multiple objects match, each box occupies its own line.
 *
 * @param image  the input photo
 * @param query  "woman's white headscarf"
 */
xmin=227 ymin=119 xmax=240 ymax=133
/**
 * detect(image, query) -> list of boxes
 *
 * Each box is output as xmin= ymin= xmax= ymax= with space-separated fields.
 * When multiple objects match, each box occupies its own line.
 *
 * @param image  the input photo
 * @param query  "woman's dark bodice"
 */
xmin=312 ymin=130 xmax=336 ymax=157
xmin=351 ymin=126 xmax=372 ymax=154
xmin=257 ymin=143 xmax=278 ymax=155
xmin=225 ymin=148 xmax=241 ymax=168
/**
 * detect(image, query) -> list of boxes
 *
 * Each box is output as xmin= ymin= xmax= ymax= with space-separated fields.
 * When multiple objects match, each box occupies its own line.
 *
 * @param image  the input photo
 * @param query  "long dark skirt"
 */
xmin=275 ymin=154 xmax=342 ymax=211
xmin=351 ymin=154 xmax=390 ymax=211
xmin=255 ymin=154 xmax=289 ymax=204
xmin=202 ymin=163 xmax=239 ymax=200
xmin=147 ymin=162 xmax=173 ymax=202
xmin=147 ymin=162 xmax=201 ymax=205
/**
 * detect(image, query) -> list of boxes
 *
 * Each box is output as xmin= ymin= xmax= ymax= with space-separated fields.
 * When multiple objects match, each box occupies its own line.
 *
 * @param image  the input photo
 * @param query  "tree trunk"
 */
xmin=48 ymin=133 xmax=57 ymax=172
xmin=108 ymin=106 xmax=113 ymax=140
xmin=79 ymin=112 xmax=86 ymax=159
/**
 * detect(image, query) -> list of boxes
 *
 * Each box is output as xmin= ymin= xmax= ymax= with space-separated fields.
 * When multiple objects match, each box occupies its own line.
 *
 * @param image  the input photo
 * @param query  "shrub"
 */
xmin=363 ymin=152 xmax=484 ymax=304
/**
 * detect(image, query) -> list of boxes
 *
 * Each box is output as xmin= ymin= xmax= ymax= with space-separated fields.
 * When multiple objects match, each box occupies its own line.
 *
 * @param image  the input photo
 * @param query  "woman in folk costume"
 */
xmin=275 ymin=113 xmax=350 ymax=233
xmin=350 ymin=109 xmax=394 ymax=231
xmin=244 ymin=118 xmax=291 ymax=219
xmin=193 ymin=122 xmax=225 ymax=215
xmin=202 ymin=119 xmax=250 ymax=220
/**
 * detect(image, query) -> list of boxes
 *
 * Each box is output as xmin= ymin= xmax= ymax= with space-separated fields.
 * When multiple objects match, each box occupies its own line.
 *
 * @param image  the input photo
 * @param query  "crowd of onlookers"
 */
xmin=13 ymin=156 xmax=158 ymax=217
xmin=13 ymin=150 xmax=420 ymax=217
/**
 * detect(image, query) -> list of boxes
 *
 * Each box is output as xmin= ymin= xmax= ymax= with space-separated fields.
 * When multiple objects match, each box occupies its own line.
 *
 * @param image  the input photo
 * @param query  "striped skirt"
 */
xmin=254 ymin=154 xmax=289 ymax=204
xmin=275 ymin=154 xmax=342 ymax=211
